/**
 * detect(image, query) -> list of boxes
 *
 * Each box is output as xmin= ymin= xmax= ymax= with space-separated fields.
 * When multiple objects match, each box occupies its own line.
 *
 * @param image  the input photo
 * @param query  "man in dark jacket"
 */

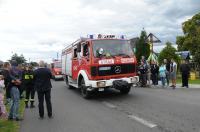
xmin=180 ymin=60 xmax=190 ymax=88
xmin=138 ymin=61 xmax=148 ymax=87
xmin=164 ymin=59 xmax=170 ymax=86
xmin=150 ymin=61 xmax=159 ymax=85
xmin=34 ymin=61 xmax=52 ymax=119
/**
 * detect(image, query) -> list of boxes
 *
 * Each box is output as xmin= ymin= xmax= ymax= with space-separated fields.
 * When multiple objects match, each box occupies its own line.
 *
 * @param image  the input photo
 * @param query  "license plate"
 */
xmin=99 ymin=88 xmax=104 ymax=91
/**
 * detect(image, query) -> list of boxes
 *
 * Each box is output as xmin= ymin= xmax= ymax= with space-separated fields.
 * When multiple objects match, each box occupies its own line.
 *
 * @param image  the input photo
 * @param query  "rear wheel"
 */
xmin=120 ymin=86 xmax=131 ymax=94
xmin=65 ymin=76 xmax=73 ymax=89
xmin=80 ymin=79 xmax=91 ymax=99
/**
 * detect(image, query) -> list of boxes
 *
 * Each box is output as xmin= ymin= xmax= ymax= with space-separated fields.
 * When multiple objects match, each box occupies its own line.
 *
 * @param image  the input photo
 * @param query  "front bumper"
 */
xmin=86 ymin=76 xmax=139 ymax=88
xmin=54 ymin=75 xmax=63 ymax=79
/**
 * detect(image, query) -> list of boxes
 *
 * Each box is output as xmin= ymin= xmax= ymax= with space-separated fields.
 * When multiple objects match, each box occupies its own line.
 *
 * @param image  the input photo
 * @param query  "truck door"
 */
xmin=81 ymin=42 xmax=91 ymax=76
xmin=72 ymin=48 xmax=80 ymax=80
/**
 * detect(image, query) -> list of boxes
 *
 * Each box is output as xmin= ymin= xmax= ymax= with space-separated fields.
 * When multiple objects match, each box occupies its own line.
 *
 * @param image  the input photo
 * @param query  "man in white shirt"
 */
xmin=170 ymin=59 xmax=177 ymax=89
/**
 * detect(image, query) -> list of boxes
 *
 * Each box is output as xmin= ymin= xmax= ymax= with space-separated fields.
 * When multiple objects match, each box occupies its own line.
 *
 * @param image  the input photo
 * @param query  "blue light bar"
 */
xmin=89 ymin=35 xmax=94 ymax=39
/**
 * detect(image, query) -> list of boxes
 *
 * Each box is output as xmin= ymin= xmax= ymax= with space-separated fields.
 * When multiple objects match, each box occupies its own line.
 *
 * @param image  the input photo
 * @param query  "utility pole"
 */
xmin=146 ymin=33 xmax=161 ymax=62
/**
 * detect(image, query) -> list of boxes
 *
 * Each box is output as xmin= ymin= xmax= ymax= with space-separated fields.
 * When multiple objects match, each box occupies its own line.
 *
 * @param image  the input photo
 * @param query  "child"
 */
xmin=0 ymin=75 xmax=7 ymax=118
xmin=159 ymin=63 xmax=166 ymax=87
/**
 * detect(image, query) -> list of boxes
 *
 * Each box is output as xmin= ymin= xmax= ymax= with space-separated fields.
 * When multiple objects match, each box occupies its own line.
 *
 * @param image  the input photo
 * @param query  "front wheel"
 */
xmin=120 ymin=86 xmax=131 ymax=94
xmin=80 ymin=79 xmax=91 ymax=99
xmin=65 ymin=76 xmax=73 ymax=89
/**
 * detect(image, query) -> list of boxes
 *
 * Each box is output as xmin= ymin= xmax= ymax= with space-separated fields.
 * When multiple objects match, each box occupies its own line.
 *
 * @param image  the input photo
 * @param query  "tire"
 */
xmin=120 ymin=86 xmax=131 ymax=94
xmin=80 ymin=79 xmax=91 ymax=99
xmin=65 ymin=76 xmax=73 ymax=89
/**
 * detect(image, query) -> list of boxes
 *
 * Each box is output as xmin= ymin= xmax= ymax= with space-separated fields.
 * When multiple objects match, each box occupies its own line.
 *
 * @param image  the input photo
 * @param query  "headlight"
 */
xmin=131 ymin=77 xmax=137 ymax=83
xmin=97 ymin=81 xmax=106 ymax=87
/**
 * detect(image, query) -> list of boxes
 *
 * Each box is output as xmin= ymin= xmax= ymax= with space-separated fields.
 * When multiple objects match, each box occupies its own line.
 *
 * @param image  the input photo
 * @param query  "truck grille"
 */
xmin=97 ymin=64 xmax=135 ymax=76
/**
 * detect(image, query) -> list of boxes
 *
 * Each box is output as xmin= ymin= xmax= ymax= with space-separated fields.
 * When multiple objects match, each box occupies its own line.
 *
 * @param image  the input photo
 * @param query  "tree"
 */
xmin=30 ymin=61 xmax=39 ymax=67
xmin=9 ymin=53 xmax=26 ymax=65
xmin=176 ymin=12 xmax=200 ymax=65
xmin=136 ymin=30 xmax=150 ymax=61
xmin=158 ymin=42 xmax=180 ymax=65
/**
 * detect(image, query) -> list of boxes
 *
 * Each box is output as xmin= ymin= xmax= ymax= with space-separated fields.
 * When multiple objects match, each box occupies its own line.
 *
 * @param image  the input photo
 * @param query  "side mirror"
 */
xmin=77 ymin=43 xmax=81 ymax=52
xmin=98 ymin=48 xmax=104 ymax=55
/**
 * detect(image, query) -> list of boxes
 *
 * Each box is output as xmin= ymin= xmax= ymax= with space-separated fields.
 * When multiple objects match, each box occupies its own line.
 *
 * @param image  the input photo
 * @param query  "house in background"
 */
xmin=129 ymin=37 xmax=139 ymax=53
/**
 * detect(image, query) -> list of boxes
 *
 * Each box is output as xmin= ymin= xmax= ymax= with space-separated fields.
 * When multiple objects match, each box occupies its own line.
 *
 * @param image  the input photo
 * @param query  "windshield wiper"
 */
xmin=115 ymin=53 xmax=130 ymax=58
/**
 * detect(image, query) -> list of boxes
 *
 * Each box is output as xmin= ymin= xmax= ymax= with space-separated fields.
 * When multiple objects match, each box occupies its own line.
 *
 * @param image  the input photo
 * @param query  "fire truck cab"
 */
xmin=51 ymin=60 xmax=63 ymax=80
xmin=61 ymin=35 xmax=139 ymax=98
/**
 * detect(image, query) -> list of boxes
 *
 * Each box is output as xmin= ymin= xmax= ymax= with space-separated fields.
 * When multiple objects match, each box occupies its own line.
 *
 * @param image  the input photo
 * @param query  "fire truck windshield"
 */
xmin=92 ymin=40 xmax=134 ymax=57
xmin=54 ymin=62 xmax=61 ymax=68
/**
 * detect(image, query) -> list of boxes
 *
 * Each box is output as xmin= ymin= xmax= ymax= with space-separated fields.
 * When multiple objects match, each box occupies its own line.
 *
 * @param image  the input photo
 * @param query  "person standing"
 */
xmin=34 ymin=61 xmax=52 ymax=119
xmin=2 ymin=62 xmax=12 ymax=105
xmin=164 ymin=59 xmax=170 ymax=86
xmin=8 ymin=61 xmax=22 ymax=121
xmin=18 ymin=64 xmax=25 ymax=99
xmin=159 ymin=63 xmax=166 ymax=87
xmin=0 ymin=75 xmax=7 ymax=118
xmin=146 ymin=62 xmax=151 ymax=86
xmin=22 ymin=65 xmax=35 ymax=108
xmin=150 ymin=61 xmax=159 ymax=85
xmin=180 ymin=60 xmax=190 ymax=88
xmin=138 ymin=61 xmax=148 ymax=87
xmin=170 ymin=59 xmax=177 ymax=89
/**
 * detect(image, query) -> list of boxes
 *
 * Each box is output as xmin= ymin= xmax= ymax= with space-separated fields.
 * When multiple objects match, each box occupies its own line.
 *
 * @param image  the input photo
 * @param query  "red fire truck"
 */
xmin=50 ymin=60 xmax=63 ymax=80
xmin=61 ymin=35 xmax=139 ymax=98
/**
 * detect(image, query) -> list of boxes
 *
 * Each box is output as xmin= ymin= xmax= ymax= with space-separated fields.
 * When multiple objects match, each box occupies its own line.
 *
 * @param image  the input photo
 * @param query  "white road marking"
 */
xmin=128 ymin=114 xmax=157 ymax=128
xmin=102 ymin=101 xmax=117 ymax=109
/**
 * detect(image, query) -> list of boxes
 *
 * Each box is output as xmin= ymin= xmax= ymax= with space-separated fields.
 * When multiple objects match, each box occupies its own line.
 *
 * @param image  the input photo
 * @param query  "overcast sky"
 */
xmin=0 ymin=0 xmax=199 ymax=63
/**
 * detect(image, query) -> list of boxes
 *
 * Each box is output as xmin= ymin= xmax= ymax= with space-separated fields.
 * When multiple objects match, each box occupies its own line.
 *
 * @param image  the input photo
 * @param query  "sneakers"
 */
xmin=25 ymin=104 xmax=29 ymax=108
xmin=16 ymin=118 xmax=23 ymax=121
xmin=8 ymin=117 xmax=23 ymax=121
xmin=39 ymin=116 xmax=44 ymax=120
xmin=8 ymin=117 xmax=13 ymax=120
xmin=30 ymin=104 xmax=35 ymax=108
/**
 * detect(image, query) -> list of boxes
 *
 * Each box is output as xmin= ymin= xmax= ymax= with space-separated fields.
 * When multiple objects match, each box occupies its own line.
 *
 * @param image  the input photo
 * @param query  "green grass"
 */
xmin=0 ymin=99 xmax=25 ymax=132
xmin=176 ymin=78 xmax=200 ymax=84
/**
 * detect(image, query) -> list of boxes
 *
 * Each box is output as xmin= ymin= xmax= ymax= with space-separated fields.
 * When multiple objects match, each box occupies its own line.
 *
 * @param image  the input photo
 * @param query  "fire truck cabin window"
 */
xmin=74 ymin=48 xmax=77 ymax=58
xmin=51 ymin=63 xmax=54 ymax=68
xmin=83 ymin=44 xmax=89 ymax=57
xmin=54 ymin=62 xmax=61 ymax=68
xmin=92 ymin=40 xmax=134 ymax=57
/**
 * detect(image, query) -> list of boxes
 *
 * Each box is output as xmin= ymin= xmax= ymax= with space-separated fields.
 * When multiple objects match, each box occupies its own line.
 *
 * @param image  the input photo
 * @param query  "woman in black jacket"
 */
xmin=150 ymin=61 xmax=159 ymax=85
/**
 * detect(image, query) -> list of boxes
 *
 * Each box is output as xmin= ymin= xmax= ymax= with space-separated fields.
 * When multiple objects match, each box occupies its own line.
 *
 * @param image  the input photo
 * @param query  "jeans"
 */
xmin=9 ymin=86 xmax=20 ymax=119
xmin=160 ymin=77 xmax=166 ymax=86
xmin=166 ymin=71 xmax=170 ymax=86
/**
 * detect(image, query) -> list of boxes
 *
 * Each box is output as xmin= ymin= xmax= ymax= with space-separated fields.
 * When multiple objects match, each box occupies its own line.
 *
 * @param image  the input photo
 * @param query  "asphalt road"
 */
xmin=20 ymin=81 xmax=200 ymax=132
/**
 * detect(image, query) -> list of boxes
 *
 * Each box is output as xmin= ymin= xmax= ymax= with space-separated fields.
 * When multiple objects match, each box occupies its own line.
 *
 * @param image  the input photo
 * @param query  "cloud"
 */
xmin=0 ymin=0 xmax=199 ymax=62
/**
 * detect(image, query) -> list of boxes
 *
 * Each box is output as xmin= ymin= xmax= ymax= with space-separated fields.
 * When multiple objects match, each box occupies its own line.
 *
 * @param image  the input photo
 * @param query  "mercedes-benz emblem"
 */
xmin=115 ymin=66 xmax=121 ymax=73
